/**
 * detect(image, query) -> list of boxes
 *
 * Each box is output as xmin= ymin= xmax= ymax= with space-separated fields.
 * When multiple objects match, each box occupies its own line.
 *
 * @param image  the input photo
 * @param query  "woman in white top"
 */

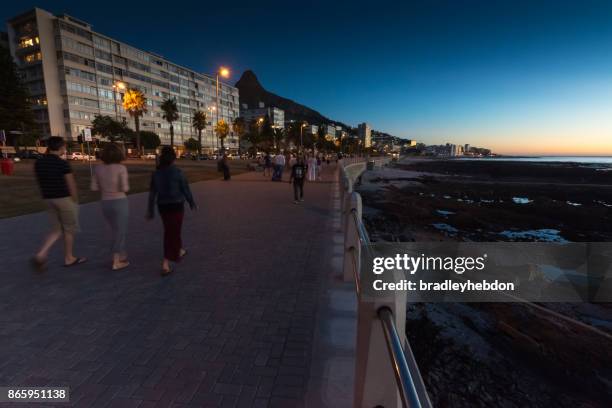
xmin=91 ymin=144 xmax=130 ymax=270
xmin=307 ymin=154 xmax=318 ymax=181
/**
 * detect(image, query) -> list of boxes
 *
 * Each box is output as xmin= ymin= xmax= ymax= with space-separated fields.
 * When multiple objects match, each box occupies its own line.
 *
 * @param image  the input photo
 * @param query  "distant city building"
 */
xmin=357 ymin=122 xmax=372 ymax=147
xmin=240 ymin=102 xmax=284 ymax=129
xmin=324 ymin=124 xmax=336 ymax=140
xmin=303 ymin=124 xmax=318 ymax=136
xmin=5 ymin=7 xmax=240 ymax=149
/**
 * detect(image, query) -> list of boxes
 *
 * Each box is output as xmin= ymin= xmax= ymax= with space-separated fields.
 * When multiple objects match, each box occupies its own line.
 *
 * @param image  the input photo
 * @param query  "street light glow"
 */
xmin=219 ymin=67 xmax=230 ymax=78
xmin=113 ymin=81 xmax=126 ymax=90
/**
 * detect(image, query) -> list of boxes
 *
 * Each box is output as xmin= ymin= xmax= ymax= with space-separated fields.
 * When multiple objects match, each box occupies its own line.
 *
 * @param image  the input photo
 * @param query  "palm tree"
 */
xmin=232 ymin=117 xmax=246 ymax=156
xmin=215 ymin=119 xmax=230 ymax=151
xmin=192 ymin=110 xmax=207 ymax=157
xmin=160 ymin=98 xmax=179 ymax=147
xmin=122 ymin=88 xmax=147 ymax=153
xmin=273 ymin=127 xmax=285 ymax=153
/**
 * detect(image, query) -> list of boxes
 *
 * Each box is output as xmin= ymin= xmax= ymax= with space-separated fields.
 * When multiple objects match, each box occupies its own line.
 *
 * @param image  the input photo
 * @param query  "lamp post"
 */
xmin=215 ymin=67 xmax=230 ymax=154
xmin=300 ymin=122 xmax=307 ymax=152
xmin=112 ymin=81 xmax=126 ymax=121
xmin=207 ymin=106 xmax=216 ymax=154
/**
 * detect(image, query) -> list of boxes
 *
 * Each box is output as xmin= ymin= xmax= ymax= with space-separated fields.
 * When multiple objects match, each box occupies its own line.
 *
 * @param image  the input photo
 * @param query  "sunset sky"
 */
xmin=4 ymin=0 xmax=612 ymax=155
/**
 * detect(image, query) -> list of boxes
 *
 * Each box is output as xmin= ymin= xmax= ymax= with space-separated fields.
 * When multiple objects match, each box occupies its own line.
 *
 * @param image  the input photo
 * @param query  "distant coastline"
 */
xmin=458 ymin=155 xmax=612 ymax=164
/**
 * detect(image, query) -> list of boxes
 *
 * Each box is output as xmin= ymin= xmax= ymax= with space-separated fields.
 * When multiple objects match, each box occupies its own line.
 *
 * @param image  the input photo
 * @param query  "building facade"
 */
xmin=240 ymin=102 xmax=285 ymax=129
xmin=357 ymin=122 xmax=372 ymax=147
xmin=6 ymin=8 xmax=240 ymax=150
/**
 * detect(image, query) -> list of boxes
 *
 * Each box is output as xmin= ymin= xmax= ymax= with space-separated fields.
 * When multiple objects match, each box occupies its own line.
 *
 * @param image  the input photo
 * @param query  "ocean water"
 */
xmin=461 ymin=156 xmax=612 ymax=164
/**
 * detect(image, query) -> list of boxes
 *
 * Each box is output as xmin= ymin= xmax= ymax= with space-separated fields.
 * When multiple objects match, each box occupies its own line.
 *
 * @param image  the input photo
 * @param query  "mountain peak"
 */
xmin=235 ymin=70 xmax=332 ymax=124
xmin=235 ymin=70 xmax=263 ymax=90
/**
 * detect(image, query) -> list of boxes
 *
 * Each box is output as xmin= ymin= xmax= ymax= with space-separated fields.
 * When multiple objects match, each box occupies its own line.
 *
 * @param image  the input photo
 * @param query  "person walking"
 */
xmin=307 ymin=154 xmax=317 ymax=181
xmin=146 ymin=146 xmax=197 ymax=276
xmin=273 ymin=151 xmax=285 ymax=181
xmin=219 ymin=154 xmax=231 ymax=180
xmin=31 ymin=136 xmax=86 ymax=271
xmin=263 ymin=152 xmax=272 ymax=177
xmin=91 ymin=143 xmax=130 ymax=271
xmin=290 ymin=156 xmax=307 ymax=204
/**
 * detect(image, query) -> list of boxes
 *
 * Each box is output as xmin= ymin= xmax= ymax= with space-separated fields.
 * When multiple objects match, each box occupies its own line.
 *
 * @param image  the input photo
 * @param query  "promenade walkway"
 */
xmin=0 ymin=164 xmax=355 ymax=408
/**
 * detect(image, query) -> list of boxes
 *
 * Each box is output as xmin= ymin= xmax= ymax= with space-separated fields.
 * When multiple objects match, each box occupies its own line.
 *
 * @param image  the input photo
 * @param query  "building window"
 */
xmin=22 ymin=51 xmax=42 ymax=63
xmin=18 ymin=36 xmax=40 ymax=49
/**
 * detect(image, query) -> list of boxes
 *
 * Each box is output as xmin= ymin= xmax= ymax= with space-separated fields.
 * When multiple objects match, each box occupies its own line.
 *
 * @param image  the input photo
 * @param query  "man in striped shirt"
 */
xmin=31 ymin=136 xmax=86 ymax=271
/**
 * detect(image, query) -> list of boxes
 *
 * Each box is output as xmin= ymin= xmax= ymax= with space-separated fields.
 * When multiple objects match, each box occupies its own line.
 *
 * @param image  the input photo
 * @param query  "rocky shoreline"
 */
xmin=356 ymin=158 xmax=612 ymax=407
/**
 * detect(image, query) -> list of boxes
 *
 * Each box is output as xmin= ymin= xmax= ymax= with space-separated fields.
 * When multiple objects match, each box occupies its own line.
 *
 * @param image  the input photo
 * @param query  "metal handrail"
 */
xmin=341 ymin=160 xmax=431 ymax=408
xmin=379 ymin=307 xmax=424 ymax=408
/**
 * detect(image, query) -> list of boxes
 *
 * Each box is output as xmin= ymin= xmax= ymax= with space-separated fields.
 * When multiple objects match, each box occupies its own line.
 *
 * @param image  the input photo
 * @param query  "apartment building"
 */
xmin=357 ymin=122 xmax=372 ymax=148
xmin=6 ymin=8 xmax=240 ymax=150
xmin=240 ymin=102 xmax=285 ymax=129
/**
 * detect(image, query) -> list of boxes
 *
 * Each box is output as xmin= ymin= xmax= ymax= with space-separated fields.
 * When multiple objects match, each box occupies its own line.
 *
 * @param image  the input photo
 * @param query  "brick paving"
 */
xmin=0 ymin=163 xmax=343 ymax=407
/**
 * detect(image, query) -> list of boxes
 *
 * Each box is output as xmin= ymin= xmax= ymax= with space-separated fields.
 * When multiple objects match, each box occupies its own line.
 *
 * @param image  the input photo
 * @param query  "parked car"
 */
xmin=70 ymin=152 xmax=94 ymax=161
xmin=190 ymin=154 xmax=209 ymax=160
xmin=16 ymin=150 xmax=42 ymax=160
xmin=143 ymin=153 xmax=157 ymax=159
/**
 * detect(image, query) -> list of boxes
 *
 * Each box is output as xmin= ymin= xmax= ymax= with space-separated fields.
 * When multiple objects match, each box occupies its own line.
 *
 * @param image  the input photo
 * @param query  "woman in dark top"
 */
xmin=147 ymin=146 xmax=196 ymax=276
xmin=220 ymin=154 xmax=231 ymax=180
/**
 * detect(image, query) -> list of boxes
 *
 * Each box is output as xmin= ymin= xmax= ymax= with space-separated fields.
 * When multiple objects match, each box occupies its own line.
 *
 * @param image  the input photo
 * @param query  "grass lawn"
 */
xmin=0 ymin=158 xmax=249 ymax=219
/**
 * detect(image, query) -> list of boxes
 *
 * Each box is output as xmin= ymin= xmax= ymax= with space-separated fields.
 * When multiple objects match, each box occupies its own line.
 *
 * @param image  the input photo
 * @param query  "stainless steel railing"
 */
xmin=340 ymin=157 xmax=431 ymax=408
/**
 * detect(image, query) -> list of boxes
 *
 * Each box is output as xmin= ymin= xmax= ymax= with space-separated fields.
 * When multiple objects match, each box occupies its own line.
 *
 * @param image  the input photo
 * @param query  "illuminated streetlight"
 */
xmin=214 ymin=66 xmax=230 ymax=153
xmin=300 ymin=122 xmax=307 ymax=151
xmin=112 ymin=81 xmax=126 ymax=120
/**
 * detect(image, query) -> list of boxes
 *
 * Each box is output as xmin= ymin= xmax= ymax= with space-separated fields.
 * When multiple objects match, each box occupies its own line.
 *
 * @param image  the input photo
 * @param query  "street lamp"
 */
xmin=112 ymin=81 xmax=126 ymax=121
xmin=300 ymin=122 xmax=307 ymax=152
xmin=207 ymin=106 xmax=216 ymax=152
xmin=215 ymin=66 xmax=230 ymax=154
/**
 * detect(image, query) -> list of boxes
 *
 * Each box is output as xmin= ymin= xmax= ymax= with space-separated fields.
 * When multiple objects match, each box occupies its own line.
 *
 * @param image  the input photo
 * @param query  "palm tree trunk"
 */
xmin=198 ymin=129 xmax=202 ymax=157
xmin=135 ymin=115 xmax=141 ymax=155
xmin=170 ymin=124 xmax=174 ymax=147
xmin=220 ymin=137 xmax=225 ymax=151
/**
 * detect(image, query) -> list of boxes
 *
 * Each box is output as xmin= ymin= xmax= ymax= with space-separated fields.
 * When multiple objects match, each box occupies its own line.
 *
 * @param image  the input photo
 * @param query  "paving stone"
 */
xmin=0 ymin=166 xmax=341 ymax=407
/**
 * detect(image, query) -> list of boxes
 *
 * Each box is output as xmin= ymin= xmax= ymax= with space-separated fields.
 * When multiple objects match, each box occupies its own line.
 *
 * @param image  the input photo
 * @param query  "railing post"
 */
xmin=343 ymin=192 xmax=362 ymax=283
xmin=354 ymin=251 xmax=407 ymax=408
xmin=342 ymin=176 xmax=353 ymax=234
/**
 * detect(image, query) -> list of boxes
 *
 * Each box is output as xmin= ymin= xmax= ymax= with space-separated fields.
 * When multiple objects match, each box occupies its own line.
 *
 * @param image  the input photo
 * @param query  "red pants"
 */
xmin=160 ymin=210 xmax=184 ymax=261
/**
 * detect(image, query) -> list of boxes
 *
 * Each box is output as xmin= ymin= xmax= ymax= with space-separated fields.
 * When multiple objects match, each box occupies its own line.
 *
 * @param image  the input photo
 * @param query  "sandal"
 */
xmin=64 ymin=257 xmax=87 ymax=267
xmin=112 ymin=261 xmax=130 ymax=271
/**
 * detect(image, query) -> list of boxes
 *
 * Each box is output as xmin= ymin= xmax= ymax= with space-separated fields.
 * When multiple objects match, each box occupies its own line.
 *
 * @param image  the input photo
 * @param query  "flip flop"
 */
xmin=112 ymin=261 xmax=130 ymax=271
xmin=161 ymin=268 xmax=173 ymax=277
xmin=179 ymin=249 xmax=188 ymax=258
xmin=30 ymin=256 xmax=47 ymax=272
xmin=64 ymin=257 xmax=87 ymax=267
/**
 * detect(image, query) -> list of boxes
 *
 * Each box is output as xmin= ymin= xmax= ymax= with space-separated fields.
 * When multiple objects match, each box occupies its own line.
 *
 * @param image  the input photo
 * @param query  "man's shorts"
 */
xmin=45 ymin=197 xmax=80 ymax=234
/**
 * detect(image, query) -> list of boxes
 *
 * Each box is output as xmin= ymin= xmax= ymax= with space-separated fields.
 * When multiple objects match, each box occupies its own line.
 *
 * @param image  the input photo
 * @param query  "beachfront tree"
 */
xmin=192 ymin=110 xmax=207 ymax=156
xmin=161 ymin=98 xmax=179 ymax=147
xmin=91 ymin=115 xmax=128 ymax=143
xmin=138 ymin=131 xmax=161 ymax=150
xmin=273 ymin=128 xmax=285 ymax=153
xmin=0 ymin=45 xmax=35 ymax=137
xmin=184 ymin=137 xmax=201 ymax=153
xmin=122 ymin=88 xmax=147 ymax=153
xmin=232 ymin=117 xmax=246 ymax=155
xmin=215 ymin=119 xmax=230 ymax=151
